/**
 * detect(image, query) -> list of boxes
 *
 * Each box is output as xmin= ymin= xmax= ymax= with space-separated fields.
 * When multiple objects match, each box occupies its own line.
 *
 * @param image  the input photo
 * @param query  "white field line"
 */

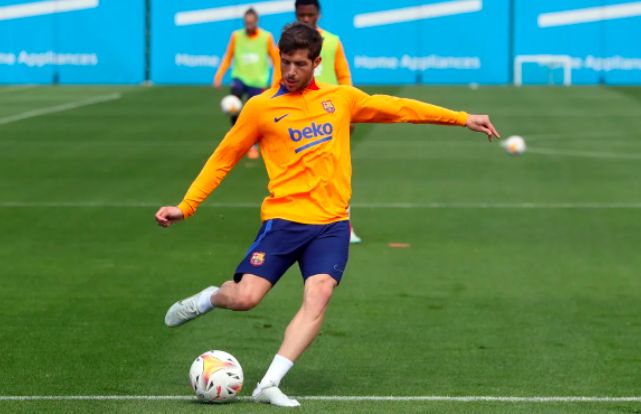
xmin=0 ymin=85 xmax=37 ymax=94
xmin=1 ymin=395 xmax=641 ymax=402
xmin=175 ymin=1 xmax=293 ymax=26
xmin=1 ymin=201 xmax=641 ymax=209
xmin=528 ymin=147 xmax=641 ymax=160
xmin=354 ymin=0 xmax=482 ymax=28
xmin=539 ymin=1 xmax=641 ymax=28
xmin=0 ymin=93 xmax=121 ymax=126
xmin=523 ymin=131 xmax=639 ymax=140
xmin=0 ymin=0 xmax=98 ymax=21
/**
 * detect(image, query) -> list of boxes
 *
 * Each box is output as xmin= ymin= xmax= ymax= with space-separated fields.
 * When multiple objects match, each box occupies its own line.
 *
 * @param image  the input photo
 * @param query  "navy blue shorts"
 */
xmin=234 ymin=219 xmax=350 ymax=285
xmin=230 ymin=78 xmax=264 ymax=100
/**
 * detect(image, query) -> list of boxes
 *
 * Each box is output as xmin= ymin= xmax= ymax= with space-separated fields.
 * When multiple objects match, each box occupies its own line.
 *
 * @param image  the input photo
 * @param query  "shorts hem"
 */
xmin=234 ymin=271 xmax=276 ymax=285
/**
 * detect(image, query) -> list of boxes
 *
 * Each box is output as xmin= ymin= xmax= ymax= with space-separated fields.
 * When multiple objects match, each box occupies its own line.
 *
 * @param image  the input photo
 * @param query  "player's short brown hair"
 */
xmin=278 ymin=22 xmax=323 ymax=61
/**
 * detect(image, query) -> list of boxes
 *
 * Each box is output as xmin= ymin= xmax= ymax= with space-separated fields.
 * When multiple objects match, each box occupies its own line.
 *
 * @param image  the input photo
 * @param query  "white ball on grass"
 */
xmin=501 ymin=135 xmax=527 ymax=155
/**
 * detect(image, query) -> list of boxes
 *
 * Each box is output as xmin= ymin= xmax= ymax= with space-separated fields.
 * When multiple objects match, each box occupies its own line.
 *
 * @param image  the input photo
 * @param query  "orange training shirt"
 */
xmin=177 ymin=80 xmax=469 ymax=224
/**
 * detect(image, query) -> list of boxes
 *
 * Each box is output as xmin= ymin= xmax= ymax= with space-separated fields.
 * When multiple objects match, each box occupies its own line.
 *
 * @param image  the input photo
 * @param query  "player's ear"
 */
xmin=313 ymin=56 xmax=322 ymax=69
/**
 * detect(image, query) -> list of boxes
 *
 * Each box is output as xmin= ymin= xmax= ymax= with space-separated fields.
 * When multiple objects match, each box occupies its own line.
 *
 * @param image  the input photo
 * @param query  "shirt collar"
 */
xmin=272 ymin=78 xmax=320 ymax=98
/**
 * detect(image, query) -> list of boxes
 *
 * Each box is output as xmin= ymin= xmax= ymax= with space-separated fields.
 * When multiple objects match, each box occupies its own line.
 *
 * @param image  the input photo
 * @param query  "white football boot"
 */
xmin=164 ymin=286 xmax=217 ymax=327
xmin=252 ymin=381 xmax=300 ymax=407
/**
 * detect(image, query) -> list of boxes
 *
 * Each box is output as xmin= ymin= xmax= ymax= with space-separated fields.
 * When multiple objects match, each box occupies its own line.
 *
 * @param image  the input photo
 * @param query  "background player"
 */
xmin=295 ymin=0 xmax=363 ymax=243
xmin=157 ymin=22 xmax=499 ymax=407
xmin=214 ymin=7 xmax=279 ymax=159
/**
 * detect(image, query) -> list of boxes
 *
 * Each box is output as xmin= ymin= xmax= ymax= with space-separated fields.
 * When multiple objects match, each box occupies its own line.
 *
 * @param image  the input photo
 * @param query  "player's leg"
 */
xmin=164 ymin=219 xmax=296 ymax=327
xmin=253 ymin=221 xmax=349 ymax=407
xmin=278 ymin=274 xmax=337 ymax=360
xmin=229 ymin=78 xmax=245 ymax=126
xmin=163 ymin=274 xmax=271 ymax=327
xmin=211 ymin=274 xmax=270 ymax=310
xmin=252 ymin=274 xmax=336 ymax=407
xmin=278 ymin=221 xmax=348 ymax=360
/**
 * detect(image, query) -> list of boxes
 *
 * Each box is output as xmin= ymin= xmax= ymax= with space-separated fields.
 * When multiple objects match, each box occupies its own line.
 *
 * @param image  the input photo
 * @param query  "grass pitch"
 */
xmin=1 ymin=85 xmax=641 ymax=413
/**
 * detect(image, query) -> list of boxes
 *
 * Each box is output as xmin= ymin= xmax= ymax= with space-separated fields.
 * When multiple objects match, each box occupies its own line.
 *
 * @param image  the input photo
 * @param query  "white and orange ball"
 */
xmin=220 ymin=95 xmax=243 ymax=115
xmin=502 ymin=135 xmax=527 ymax=156
xmin=189 ymin=350 xmax=243 ymax=403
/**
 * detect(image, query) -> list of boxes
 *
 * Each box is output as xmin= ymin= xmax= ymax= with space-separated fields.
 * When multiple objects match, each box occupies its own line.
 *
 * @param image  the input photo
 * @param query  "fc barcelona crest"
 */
xmin=250 ymin=251 xmax=266 ymax=267
xmin=322 ymin=100 xmax=335 ymax=113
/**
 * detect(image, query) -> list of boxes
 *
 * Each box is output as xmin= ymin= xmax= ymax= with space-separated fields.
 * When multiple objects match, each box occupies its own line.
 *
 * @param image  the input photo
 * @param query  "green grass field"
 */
xmin=1 ymin=85 xmax=641 ymax=413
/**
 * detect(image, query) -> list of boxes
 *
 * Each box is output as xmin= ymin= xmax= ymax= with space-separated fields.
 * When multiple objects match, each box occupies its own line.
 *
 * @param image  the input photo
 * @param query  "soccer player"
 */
xmin=157 ymin=22 xmax=499 ymax=407
xmin=214 ymin=7 xmax=279 ymax=159
xmin=295 ymin=0 xmax=361 ymax=243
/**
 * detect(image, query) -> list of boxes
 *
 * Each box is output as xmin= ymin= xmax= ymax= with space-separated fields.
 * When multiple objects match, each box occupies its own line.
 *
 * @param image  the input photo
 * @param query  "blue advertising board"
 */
xmin=150 ymin=0 xmax=511 ymax=85
xmin=2 ymin=0 xmax=641 ymax=85
xmin=514 ymin=0 xmax=641 ymax=85
xmin=341 ymin=0 xmax=510 ymax=84
xmin=150 ymin=0 xmax=293 ymax=85
xmin=0 ymin=0 xmax=145 ymax=84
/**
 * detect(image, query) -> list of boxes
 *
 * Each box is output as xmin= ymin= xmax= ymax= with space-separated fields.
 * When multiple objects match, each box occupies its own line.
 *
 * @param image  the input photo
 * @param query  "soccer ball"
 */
xmin=502 ymin=135 xmax=527 ymax=155
xmin=220 ymin=95 xmax=243 ymax=115
xmin=189 ymin=350 xmax=244 ymax=403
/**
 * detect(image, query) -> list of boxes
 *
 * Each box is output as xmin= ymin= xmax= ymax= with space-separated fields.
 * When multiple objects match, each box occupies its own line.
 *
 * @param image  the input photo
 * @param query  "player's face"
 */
xmin=244 ymin=14 xmax=258 ymax=34
xmin=295 ymin=5 xmax=320 ymax=27
xmin=280 ymin=49 xmax=321 ymax=92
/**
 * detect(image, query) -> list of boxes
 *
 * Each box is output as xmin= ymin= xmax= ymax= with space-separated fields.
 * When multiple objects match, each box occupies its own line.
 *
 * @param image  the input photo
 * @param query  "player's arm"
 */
xmin=213 ymin=33 xmax=236 ymax=88
xmin=334 ymin=41 xmax=352 ymax=86
xmin=267 ymin=34 xmax=281 ymax=88
xmin=348 ymin=87 xmax=500 ymax=141
xmin=155 ymin=98 xmax=262 ymax=227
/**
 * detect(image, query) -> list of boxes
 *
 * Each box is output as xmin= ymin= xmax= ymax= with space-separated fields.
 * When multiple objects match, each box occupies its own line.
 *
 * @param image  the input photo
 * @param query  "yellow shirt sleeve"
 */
xmin=178 ymin=97 xmax=262 ymax=218
xmin=348 ymin=86 xmax=468 ymax=126
xmin=214 ymin=33 xmax=236 ymax=85
xmin=334 ymin=41 xmax=352 ymax=86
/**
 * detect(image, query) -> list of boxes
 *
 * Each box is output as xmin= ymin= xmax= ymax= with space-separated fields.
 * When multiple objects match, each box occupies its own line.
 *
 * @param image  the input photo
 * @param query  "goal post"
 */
xmin=514 ymin=54 xmax=573 ymax=86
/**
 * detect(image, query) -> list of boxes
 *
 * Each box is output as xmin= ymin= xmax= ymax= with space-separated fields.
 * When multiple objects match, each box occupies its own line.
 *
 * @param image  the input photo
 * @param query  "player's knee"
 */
xmin=232 ymin=290 xmax=262 ymax=311
xmin=305 ymin=277 xmax=336 ymax=310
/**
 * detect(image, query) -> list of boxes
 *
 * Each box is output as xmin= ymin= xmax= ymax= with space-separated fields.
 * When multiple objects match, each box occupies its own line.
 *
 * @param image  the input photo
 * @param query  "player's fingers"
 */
xmin=155 ymin=208 xmax=170 ymax=225
xmin=481 ymin=127 xmax=494 ymax=141
xmin=479 ymin=121 xmax=498 ymax=139
xmin=487 ymin=122 xmax=501 ymax=139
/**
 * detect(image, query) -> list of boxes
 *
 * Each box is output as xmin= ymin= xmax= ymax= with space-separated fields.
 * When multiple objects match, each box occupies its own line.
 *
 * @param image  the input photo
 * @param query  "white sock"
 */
xmin=259 ymin=354 xmax=294 ymax=387
xmin=197 ymin=286 xmax=218 ymax=314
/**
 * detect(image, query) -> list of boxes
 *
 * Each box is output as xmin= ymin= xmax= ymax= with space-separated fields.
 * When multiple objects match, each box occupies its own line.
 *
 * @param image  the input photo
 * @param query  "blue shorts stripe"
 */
xmin=243 ymin=219 xmax=273 ymax=258
xmin=294 ymin=136 xmax=332 ymax=153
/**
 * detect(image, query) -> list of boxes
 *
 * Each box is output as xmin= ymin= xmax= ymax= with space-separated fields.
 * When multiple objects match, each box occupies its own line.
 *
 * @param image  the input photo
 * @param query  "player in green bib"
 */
xmin=295 ymin=0 xmax=352 ymax=86
xmin=214 ymin=8 xmax=280 ymax=159
xmin=295 ymin=0 xmax=362 ymax=243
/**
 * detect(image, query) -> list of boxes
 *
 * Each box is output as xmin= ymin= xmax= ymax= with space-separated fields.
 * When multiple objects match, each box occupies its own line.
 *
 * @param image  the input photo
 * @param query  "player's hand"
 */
xmin=155 ymin=206 xmax=184 ymax=228
xmin=466 ymin=114 xmax=500 ymax=142
xmin=214 ymin=79 xmax=222 ymax=89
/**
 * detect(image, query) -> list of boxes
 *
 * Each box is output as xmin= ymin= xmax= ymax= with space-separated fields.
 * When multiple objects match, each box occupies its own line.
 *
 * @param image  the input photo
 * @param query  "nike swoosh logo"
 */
xmin=274 ymin=114 xmax=289 ymax=123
